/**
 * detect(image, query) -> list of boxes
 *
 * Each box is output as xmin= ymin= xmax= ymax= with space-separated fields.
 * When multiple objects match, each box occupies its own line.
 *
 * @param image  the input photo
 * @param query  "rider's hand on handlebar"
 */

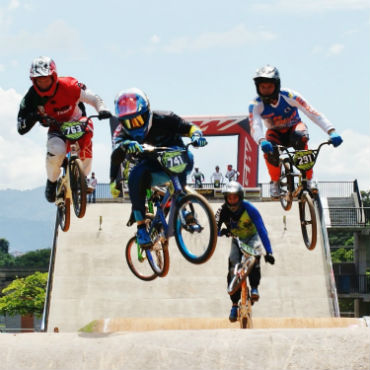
xmin=329 ymin=132 xmax=343 ymax=147
xmin=120 ymin=140 xmax=143 ymax=154
xmin=260 ymin=140 xmax=274 ymax=154
xmin=191 ymin=132 xmax=207 ymax=147
xmin=98 ymin=110 xmax=112 ymax=119
xmin=264 ymin=253 xmax=275 ymax=265
xmin=218 ymin=228 xmax=231 ymax=237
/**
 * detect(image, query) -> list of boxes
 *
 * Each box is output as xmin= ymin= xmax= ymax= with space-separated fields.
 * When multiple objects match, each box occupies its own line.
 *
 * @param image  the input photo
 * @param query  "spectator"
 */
xmin=87 ymin=172 xmax=98 ymax=203
xmin=210 ymin=165 xmax=224 ymax=188
xmin=192 ymin=167 xmax=205 ymax=188
xmin=225 ymin=164 xmax=239 ymax=182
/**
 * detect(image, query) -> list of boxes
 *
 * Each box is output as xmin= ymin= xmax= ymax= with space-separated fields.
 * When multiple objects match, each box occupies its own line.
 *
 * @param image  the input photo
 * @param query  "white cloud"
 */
xmin=0 ymin=87 xmax=45 ymax=190
xmin=163 ymin=24 xmax=277 ymax=54
xmin=0 ymin=19 xmax=86 ymax=56
xmin=253 ymin=0 xmax=370 ymax=13
xmin=327 ymin=43 xmax=344 ymax=56
xmin=150 ymin=34 xmax=160 ymax=44
xmin=8 ymin=0 xmax=20 ymax=10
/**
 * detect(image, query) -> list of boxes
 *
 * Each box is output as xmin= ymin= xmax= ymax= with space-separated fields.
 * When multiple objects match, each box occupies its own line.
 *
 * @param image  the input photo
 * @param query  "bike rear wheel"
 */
xmin=125 ymin=236 xmax=157 ymax=281
xmin=69 ymin=159 xmax=87 ymax=218
xmin=174 ymin=193 xmax=217 ymax=264
xmin=142 ymin=214 xmax=170 ymax=277
xmin=299 ymin=191 xmax=317 ymax=250
xmin=279 ymin=158 xmax=294 ymax=211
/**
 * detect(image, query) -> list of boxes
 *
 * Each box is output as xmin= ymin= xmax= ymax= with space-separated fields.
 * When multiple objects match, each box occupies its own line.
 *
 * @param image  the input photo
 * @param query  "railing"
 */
xmin=323 ymin=207 xmax=370 ymax=227
xmin=335 ymin=274 xmax=370 ymax=294
xmin=317 ymin=181 xmax=356 ymax=198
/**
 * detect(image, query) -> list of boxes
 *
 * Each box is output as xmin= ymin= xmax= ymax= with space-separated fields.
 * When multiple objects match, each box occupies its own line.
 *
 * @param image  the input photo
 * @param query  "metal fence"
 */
xmin=323 ymin=207 xmax=370 ymax=227
xmin=335 ymin=274 xmax=370 ymax=294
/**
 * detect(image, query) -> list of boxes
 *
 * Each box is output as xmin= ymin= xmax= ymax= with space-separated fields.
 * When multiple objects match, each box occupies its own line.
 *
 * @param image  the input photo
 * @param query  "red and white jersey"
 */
xmin=249 ymin=88 xmax=334 ymax=144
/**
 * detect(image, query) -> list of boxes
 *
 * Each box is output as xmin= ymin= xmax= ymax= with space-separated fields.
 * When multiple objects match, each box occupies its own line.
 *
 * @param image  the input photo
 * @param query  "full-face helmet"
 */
xmin=114 ymin=88 xmax=152 ymax=142
xmin=253 ymin=65 xmax=280 ymax=104
xmin=222 ymin=181 xmax=244 ymax=212
xmin=29 ymin=56 xmax=58 ymax=97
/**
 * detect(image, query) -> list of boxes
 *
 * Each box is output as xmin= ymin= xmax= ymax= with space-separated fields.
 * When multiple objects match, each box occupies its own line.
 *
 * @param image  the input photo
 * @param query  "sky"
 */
xmin=0 ymin=0 xmax=369 ymax=191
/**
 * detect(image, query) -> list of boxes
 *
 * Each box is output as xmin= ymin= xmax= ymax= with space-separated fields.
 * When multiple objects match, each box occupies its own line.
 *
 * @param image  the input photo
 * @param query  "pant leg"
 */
xmin=227 ymin=238 xmax=242 ymax=304
xmin=46 ymin=134 xmax=66 ymax=182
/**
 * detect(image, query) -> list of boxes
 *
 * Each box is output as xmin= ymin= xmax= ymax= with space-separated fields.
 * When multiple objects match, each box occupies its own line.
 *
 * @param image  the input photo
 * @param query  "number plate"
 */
xmin=60 ymin=121 xmax=85 ymax=141
xmin=240 ymin=242 xmax=262 ymax=256
xmin=293 ymin=150 xmax=316 ymax=171
xmin=160 ymin=150 xmax=187 ymax=174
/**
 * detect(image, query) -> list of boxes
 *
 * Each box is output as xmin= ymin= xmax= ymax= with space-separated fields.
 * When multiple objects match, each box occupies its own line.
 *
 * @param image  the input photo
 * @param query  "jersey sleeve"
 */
xmin=244 ymin=201 xmax=272 ymax=254
xmin=283 ymin=88 xmax=334 ymax=133
xmin=249 ymin=99 xmax=265 ymax=144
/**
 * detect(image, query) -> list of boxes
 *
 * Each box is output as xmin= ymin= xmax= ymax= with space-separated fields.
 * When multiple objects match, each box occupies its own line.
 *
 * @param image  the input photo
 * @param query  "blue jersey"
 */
xmin=249 ymin=88 xmax=334 ymax=144
xmin=216 ymin=200 xmax=272 ymax=254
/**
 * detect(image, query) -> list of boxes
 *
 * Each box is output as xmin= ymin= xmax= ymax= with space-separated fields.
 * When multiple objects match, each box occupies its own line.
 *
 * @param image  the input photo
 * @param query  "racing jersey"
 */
xmin=249 ymin=88 xmax=334 ymax=144
xmin=225 ymin=169 xmax=239 ymax=182
xmin=211 ymin=171 xmax=223 ymax=183
xmin=216 ymin=200 xmax=272 ymax=254
xmin=192 ymin=171 xmax=204 ymax=181
xmin=17 ymin=77 xmax=107 ymax=135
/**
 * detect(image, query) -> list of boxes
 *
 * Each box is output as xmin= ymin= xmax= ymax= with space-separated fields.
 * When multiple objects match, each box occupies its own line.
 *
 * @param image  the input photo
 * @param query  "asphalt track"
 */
xmin=2 ymin=201 xmax=369 ymax=370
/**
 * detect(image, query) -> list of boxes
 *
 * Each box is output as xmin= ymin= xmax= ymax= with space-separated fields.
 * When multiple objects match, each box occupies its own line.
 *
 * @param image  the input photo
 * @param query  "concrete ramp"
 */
xmin=47 ymin=200 xmax=335 ymax=332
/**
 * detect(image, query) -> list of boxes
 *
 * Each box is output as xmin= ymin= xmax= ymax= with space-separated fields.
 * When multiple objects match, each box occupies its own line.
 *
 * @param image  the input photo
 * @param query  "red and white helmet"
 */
xmin=30 ymin=56 xmax=58 ymax=97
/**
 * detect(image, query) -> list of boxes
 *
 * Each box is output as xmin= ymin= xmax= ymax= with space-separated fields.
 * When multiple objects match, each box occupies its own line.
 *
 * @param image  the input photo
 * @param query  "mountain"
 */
xmin=0 ymin=187 xmax=55 ymax=253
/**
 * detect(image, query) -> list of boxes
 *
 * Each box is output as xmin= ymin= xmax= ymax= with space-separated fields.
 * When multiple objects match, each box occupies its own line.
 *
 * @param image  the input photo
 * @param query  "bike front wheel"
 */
xmin=56 ymin=180 xmax=70 ymax=232
xmin=125 ymin=236 xmax=157 ymax=281
xmin=69 ymin=159 xmax=87 ymax=218
xmin=174 ymin=193 xmax=217 ymax=264
xmin=299 ymin=191 xmax=317 ymax=250
xmin=279 ymin=158 xmax=294 ymax=211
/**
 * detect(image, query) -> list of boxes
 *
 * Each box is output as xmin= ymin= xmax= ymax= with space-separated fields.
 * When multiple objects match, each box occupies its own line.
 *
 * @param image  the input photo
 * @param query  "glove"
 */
xmin=264 ymin=253 xmax=275 ymax=265
xmin=191 ymin=131 xmax=207 ymax=147
xmin=98 ymin=110 xmax=112 ymax=119
xmin=120 ymin=140 xmax=143 ymax=154
xmin=329 ymin=132 xmax=343 ymax=147
xmin=260 ymin=140 xmax=274 ymax=154
xmin=110 ymin=182 xmax=121 ymax=198
xmin=218 ymin=228 xmax=230 ymax=237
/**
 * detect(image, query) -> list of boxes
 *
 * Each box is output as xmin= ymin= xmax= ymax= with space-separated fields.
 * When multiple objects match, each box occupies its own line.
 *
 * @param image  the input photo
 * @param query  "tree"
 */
xmin=0 ymin=238 xmax=9 ymax=254
xmin=0 ymin=272 xmax=48 ymax=318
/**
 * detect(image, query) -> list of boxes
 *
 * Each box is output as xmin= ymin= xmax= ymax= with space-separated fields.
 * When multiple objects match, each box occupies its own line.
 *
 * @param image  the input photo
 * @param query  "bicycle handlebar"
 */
xmin=276 ymin=140 xmax=332 ymax=155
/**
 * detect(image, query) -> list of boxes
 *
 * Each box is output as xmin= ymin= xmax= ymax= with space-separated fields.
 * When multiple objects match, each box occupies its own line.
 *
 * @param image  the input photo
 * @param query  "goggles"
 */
xmin=120 ymin=114 xmax=146 ymax=130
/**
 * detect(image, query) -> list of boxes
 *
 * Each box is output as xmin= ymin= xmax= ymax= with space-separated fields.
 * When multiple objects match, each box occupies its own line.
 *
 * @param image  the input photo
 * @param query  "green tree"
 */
xmin=0 ymin=238 xmax=9 ymax=254
xmin=14 ymin=249 xmax=51 ymax=268
xmin=331 ymin=248 xmax=354 ymax=263
xmin=361 ymin=190 xmax=370 ymax=207
xmin=0 ymin=272 xmax=48 ymax=318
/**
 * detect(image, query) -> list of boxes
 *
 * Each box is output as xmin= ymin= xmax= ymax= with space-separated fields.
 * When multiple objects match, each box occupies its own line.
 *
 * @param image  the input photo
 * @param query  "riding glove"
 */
xmin=110 ymin=181 xmax=121 ymax=198
xmin=329 ymin=132 xmax=343 ymax=147
xmin=264 ymin=253 xmax=275 ymax=265
xmin=98 ymin=110 xmax=112 ymax=119
xmin=260 ymin=140 xmax=274 ymax=154
xmin=191 ymin=131 xmax=207 ymax=147
xmin=120 ymin=140 xmax=143 ymax=154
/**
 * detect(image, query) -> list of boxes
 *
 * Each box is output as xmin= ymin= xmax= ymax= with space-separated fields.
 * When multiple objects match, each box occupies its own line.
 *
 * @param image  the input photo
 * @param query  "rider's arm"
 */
xmin=110 ymin=141 xmax=127 ymax=183
xmin=79 ymin=87 xmax=109 ymax=114
xmin=282 ymin=88 xmax=335 ymax=134
xmin=249 ymin=100 xmax=266 ymax=144
xmin=243 ymin=201 xmax=272 ymax=254
xmin=17 ymin=88 xmax=46 ymax=135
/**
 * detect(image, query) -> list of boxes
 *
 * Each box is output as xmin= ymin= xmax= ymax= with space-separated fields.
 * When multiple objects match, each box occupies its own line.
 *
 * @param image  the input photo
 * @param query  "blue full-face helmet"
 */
xmin=114 ymin=88 xmax=152 ymax=142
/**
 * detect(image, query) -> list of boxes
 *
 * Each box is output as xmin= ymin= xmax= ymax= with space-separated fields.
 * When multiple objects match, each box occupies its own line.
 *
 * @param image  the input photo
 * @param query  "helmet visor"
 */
xmin=120 ymin=114 xmax=146 ymax=130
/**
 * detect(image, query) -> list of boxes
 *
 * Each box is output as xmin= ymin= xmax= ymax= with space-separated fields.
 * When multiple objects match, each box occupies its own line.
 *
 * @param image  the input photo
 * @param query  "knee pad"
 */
xmin=291 ymin=131 xmax=309 ymax=150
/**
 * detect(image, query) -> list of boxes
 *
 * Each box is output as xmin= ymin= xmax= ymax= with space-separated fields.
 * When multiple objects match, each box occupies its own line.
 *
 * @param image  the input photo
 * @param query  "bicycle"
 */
xmin=227 ymin=237 xmax=263 ymax=329
xmin=277 ymin=140 xmax=333 ymax=250
xmin=46 ymin=114 xmax=107 ymax=232
xmin=125 ymin=143 xmax=218 ymax=280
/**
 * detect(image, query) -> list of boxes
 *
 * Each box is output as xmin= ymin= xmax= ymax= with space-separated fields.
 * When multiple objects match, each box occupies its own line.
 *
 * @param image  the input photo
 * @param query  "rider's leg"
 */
xmin=289 ymin=122 xmax=313 ymax=180
xmin=45 ymin=134 xmax=66 ymax=202
xmin=77 ymin=130 xmax=93 ymax=177
xmin=248 ymin=256 xmax=261 ymax=301
xmin=227 ymin=238 xmax=242 ymax=321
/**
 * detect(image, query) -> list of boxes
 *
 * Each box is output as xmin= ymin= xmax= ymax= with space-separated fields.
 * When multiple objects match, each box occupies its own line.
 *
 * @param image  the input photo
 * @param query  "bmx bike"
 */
xmin=227 ymin=237 xmax=263 ymax=329
xmin=125 ymin=143 xmax=218 ymax=281
xmin=277 ymin=140 xmax=333 ymax=250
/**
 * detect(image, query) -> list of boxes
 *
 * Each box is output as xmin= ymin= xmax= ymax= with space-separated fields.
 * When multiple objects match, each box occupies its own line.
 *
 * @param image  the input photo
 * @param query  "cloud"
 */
xmin=327 ymin=43 xmax=344 ymax=56
xmin=0 ymin=19 xmax=86 ymax=56
xmin=253 ymin=0 xmax=370 ymax=13
xmin=0 ymin=87 xmax=45 ymax=190
xmin=163 ymin=24 xmax=277 ymax=54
